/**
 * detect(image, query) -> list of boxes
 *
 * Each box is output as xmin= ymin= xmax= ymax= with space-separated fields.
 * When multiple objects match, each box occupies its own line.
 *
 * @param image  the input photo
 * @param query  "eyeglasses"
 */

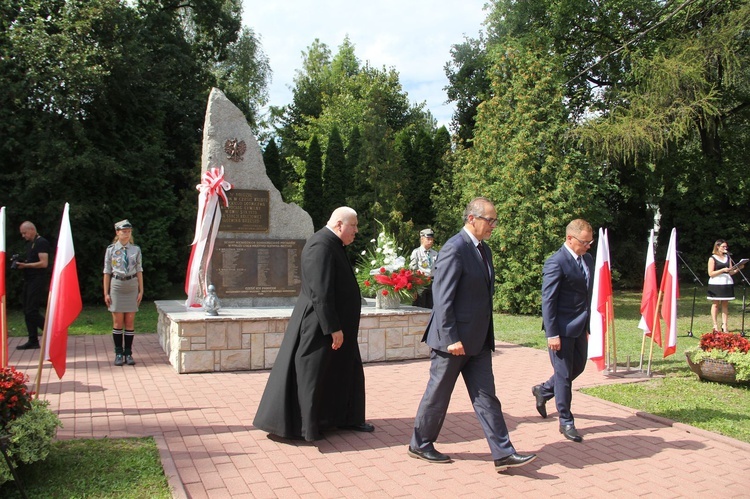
xmin=571 ymin=235 xmax=595 ymax=246
xmin=475 ymin=215 xmax=498 ymax=227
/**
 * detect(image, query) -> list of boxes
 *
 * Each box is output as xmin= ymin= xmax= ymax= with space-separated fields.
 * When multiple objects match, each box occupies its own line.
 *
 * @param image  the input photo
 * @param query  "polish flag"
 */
xmin=638 ymin=230 xmax=661 ymax=346
xmin=0 ymin=206 xmax=7 ymax=368
xmin=660 ymin=228 xmax=679 ymax=357
xmin=588 ymin=228 xmax=613 ymax=371
xmin=44 ymin=203 xmax=82 ymax=378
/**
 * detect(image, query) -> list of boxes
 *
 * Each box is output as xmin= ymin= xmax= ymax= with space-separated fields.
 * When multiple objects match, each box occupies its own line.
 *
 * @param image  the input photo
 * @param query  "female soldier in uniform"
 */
xmin=103 ymin=220 xmax=143 ymax=366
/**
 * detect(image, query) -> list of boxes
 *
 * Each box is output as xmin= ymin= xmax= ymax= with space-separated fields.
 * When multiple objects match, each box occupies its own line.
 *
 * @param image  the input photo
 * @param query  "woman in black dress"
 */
xmin=707 ymin=239 xmax=743 ymax=332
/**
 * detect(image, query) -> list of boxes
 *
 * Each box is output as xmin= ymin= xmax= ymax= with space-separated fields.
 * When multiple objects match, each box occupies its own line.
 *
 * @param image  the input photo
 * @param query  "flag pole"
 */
xmin=639 ymin=327 xmax=646 ymax=371
xmin=609 ymin=303 xmax=617 ymax=372
xmin=647 ymin=290 xmax=664 ymax=376
xmin=34 ymin=291 xmax=52 ymax=398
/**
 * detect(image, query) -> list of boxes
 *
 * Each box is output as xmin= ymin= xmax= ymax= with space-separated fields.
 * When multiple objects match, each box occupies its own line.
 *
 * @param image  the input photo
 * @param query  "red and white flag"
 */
xmin=44 ymin=203 xmax=82 ymax=378
xmin=588 ymin=228 xmax=613 ymax=371
xmin=0 ymin=206 xmax=7 ymax=368
xmin=659 ymin=228 xmax=679 ymax=357
xmin=185 ymin=167 xmax=232 ymax=308
xmin=638 ymin=229 xmax=661 ymax=346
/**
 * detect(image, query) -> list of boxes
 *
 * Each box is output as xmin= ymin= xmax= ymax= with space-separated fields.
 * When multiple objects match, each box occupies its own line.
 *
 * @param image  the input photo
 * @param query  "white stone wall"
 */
xmin=156 ymin=300 xmax=431 ymax=374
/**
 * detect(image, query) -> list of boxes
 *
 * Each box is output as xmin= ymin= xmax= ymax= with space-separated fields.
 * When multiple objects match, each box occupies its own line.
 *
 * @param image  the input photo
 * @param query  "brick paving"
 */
xmin=9 ymin=334 xmax=750 ymax=498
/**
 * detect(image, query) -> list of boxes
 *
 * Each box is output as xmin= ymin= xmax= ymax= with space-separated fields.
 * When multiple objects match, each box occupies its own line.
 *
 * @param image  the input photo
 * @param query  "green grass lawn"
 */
xmin=0 ymin=437 xmax=171 ymax=498
xmin=494 ymin=290 xmax=750 ymax=443
xmin=7 ymin=301 xmax=160 ymax=337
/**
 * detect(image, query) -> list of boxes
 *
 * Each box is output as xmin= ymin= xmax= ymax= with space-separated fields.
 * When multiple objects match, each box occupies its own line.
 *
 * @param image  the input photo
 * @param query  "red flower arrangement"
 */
xmin=699 ymin=331 xmax=750 ymax=354
xmin=363 ymin=267 xmax=431 ymax=301
xmin=0 ymin=367 xmax=35 ymax=430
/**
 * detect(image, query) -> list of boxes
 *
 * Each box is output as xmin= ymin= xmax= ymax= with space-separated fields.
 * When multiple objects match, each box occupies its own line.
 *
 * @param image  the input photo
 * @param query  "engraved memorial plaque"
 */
xmin=211 ymin=238 xmax=304 ymax=297
xmin=220 ymin=190 xmax=270 ymax=232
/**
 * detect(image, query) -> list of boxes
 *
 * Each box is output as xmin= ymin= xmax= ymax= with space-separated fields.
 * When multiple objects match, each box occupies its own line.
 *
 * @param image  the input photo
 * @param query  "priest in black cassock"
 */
xmin=253 ymin=207 xmax=374 ymax=441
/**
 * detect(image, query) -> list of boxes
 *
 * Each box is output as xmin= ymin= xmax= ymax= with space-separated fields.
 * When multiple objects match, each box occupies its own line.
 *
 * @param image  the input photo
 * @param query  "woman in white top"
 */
xmin=707 ymin=239 xmax=743 ymax=332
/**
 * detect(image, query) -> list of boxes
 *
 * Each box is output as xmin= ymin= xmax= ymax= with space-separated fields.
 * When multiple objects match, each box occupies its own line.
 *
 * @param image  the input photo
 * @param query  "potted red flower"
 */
xmin=685 ymin=331 xmax=750 ymax=384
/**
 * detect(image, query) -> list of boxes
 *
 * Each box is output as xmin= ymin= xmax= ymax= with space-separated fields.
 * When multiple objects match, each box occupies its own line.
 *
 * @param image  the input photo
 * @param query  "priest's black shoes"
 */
xmin=531 ymin=384 xmax=547 ymax=418
xmin=407 ymin=446 xmax=452 ymax=463
xmin=340 ymin=422 xmax=375 ymax=433
xmin=560 ymin=424 xmax=583 ymax=442
xmin=494 ymin=453 xmax=537 ymax=472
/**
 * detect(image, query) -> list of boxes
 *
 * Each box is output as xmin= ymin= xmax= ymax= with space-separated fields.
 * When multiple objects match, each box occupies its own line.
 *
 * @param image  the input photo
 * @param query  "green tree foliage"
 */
xmin=322 ymin=125 xmax=348 ymax=215
xmin=455 ymin=45 xmax=608 ymax=313
xmin=263 ymin=138 xmax=283 ymax=191
xmin=213 ymin=26 xmax=272 ymax=133
xmin=445 ymin=36 xmax=492 ymax=146
xmin=302 ymin=135 xmax=325 ymax=229
xmin=275 ymin=37 xmax=446 ymax=257
xmin=0 ymin=0 xmax=269 ymax=302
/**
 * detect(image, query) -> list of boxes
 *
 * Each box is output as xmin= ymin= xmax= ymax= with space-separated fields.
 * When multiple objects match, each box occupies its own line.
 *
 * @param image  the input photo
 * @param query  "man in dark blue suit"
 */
xmin=408 ymin=197 xmax=537 ymax=473
xmin=533 ymin=219 xmax=594 ymax=443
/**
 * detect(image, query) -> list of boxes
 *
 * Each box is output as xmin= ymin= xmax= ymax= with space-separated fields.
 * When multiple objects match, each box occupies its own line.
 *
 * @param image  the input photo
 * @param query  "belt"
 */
xmin=113 ymin=274 xmax=136 ymax=281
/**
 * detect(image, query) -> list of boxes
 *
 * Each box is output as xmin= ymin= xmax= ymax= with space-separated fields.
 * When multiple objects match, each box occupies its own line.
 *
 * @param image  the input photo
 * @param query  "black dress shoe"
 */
xmin=494 ymin=453 xmax=537 ymax=472
xmin=407 ymin=446 xmax=452 ymax=463
xmin=340 ymin=422 xmax=375 ymax=433
xmin=17 ymin=341 xmax=40 ymax=350
xmin=560 ymin=424 xmax=583 ymax=442
xmin=531 ymin=385 xmax=547 ymax=418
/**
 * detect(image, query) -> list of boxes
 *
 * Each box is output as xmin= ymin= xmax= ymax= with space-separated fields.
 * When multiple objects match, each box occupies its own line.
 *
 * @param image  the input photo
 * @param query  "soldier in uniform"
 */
xmin=409 ymin=228 xmax=438 ymax=308
xmin=103 ymin=220 xmax=143 ymax=366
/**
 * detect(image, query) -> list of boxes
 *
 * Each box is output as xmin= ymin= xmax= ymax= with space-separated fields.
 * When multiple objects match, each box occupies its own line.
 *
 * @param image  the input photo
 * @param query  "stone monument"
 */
xmin=156 ymin=88 xmax=431 ymax=374
xmin=200 ymin=87 xmax=313 ymax=307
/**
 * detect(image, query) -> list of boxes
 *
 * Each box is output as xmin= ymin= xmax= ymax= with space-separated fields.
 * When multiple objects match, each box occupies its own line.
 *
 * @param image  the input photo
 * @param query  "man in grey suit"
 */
xmin=408 ymin=197 xmax=537 ymax=473
xmin=532 ymin=219 xmax=594 ymax=443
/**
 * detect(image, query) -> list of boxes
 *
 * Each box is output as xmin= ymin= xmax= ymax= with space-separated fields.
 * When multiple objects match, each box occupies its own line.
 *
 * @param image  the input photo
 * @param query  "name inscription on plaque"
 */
xmin=220 ymin=190 xmax=270 ymax=232
xmin=211 ymin=238 xmax=304 ymax=297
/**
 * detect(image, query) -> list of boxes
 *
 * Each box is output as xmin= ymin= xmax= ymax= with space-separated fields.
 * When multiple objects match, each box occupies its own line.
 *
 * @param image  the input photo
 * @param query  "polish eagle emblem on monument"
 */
xmin=224 ymin=138 xmax=246 ymax=162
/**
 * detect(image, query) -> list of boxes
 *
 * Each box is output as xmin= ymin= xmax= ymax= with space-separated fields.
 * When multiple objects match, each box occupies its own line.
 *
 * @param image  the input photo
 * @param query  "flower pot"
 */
xmin=685 ymin=353 xmax=748 ymax=385
xmin=376 ymin=292 xmax=401 ymax=309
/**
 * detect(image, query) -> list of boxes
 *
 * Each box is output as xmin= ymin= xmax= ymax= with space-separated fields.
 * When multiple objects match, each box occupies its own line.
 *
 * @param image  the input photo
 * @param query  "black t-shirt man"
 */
xmin=16 ymin=222 xmax=51 ymax=349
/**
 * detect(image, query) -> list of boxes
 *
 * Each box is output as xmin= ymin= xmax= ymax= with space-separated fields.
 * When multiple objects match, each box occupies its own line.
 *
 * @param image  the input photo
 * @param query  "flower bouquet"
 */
xmin=685 ymin=331 xmax=750 ymax=383
xmin=356 ymin=223 xmax=431 ymax=303
xmin=0 ymin=367 xmax=34 ymax=430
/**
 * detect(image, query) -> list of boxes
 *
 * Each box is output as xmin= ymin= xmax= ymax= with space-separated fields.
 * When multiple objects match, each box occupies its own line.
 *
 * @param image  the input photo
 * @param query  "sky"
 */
xmin=241 ymin=0 xmax=489 ymax=130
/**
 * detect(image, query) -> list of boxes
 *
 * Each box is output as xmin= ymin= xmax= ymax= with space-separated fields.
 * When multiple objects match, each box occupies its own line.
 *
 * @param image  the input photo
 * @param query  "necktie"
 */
xmin=123 ymin=246 xmax=129 ymax=270
xmin=477 ymin=243 xmax=490 ymax=276
xmin=578 ymin=257 xmax=589 ymax=285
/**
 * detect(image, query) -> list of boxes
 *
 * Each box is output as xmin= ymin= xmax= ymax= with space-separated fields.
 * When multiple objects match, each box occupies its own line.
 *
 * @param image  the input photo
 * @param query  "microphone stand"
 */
xmin=734 ymin=261 xmax=750 ymax=337
xmin=677 ymin=252 xmax=703 ymax=338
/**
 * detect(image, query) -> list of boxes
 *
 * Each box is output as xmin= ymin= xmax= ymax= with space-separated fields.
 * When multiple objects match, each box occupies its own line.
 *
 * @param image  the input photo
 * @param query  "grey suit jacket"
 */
xmin=541 ymin=245 xmax=593 ymax=339
xmin=422 ymin=229 xmax=495 ymax=356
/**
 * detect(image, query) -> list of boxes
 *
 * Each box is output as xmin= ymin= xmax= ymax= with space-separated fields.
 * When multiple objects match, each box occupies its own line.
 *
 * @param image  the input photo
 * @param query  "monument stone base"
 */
xmin=155 ymin=300 xmax=431 ymax=373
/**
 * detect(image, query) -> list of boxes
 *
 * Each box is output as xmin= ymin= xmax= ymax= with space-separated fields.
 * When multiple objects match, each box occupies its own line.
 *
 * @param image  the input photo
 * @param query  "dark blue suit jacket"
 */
xmin=541 ymin=245 xmax=593 ymax=339
xmin=422 ymin=229 xmax=495 ymax=356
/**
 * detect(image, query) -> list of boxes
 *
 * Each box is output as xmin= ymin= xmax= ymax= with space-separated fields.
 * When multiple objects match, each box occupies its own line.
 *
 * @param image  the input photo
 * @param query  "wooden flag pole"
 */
xmin=639 ymin=325 xmax=647 ymax=371
xmin=609 ymin=301 xmax=617 ymax=371
xmin=34 ymin=291 xmax=52 ymax=398
xmin=647 ymin=290 xmax=664 ymax=377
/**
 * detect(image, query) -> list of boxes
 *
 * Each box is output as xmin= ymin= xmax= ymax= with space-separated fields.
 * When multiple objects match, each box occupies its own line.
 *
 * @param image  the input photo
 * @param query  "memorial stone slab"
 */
xmin=200 ymin=88 xmax=313 ymax=307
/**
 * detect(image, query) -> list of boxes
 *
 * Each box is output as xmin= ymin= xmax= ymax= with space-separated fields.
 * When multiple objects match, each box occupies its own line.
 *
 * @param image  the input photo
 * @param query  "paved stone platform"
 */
xmin=9 ymin=334 xmax=750 ymax=498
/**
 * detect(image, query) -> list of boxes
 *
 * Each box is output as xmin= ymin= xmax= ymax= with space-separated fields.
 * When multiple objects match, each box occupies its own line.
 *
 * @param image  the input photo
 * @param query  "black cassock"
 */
xmin=253 ymin=228 xmax=365 ymax=441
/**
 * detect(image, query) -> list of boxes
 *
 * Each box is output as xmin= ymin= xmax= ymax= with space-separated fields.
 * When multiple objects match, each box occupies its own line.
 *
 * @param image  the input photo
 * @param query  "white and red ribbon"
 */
xmin=185 ymin=166 xmax=232 ymax=308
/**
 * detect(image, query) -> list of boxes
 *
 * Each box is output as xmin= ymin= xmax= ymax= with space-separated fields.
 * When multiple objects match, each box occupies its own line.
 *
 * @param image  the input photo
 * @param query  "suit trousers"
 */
xmin=411 ymin=348 xmax=515 ymax=459
xmin=540 ymin=333 xmax=588 ymax=425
